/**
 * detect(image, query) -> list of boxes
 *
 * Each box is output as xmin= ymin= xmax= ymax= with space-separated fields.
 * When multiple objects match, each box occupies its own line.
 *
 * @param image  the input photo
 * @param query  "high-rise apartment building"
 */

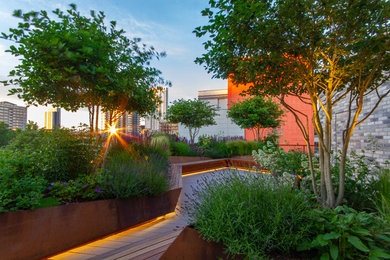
xmin=45 ymin=108 xmax=61 ymax=129
xmin=0 ymin=101 xmax=27 ymax=129
xmin=101 ymin=111 xmax=140 ymax=135
xmin=144 ymin=88 xmax=168 ymax=132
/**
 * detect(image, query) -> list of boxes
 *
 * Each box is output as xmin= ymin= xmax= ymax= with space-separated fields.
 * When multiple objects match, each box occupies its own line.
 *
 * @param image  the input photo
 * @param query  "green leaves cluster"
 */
xmin=165 ymin=99 xmax=218 ymax=143
xmin=227 ymin=96 xmax=284 ymax=140
xmin=299 ymin=206 xmax=390 ymax=260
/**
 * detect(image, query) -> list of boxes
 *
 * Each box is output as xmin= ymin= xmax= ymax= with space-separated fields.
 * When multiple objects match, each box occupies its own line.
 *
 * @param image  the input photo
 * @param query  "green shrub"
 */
xmin=197 ymin=135 xmax=230 ymax=158
xmin=373 ymin=168 xmax=390 ymax=223
xmin=0 ymin=149 xmax=41 ymax=178
xmin=170 ymin=141 xmax=191 ymax=156
xmin=226 ymin=139 xmax=263 ymax=156
xmin=299 ymin=206 xmax=390 ymax=259
xmin=0 ymin=169 xmax=47 ymax=212
xmin=45 ymin=170 xmax=108 ymax=203
xmin=331 ymin=151 xmax=384 ymax=212
xmin=151 ymin=135 xmax=170 ymax=150
xmin=185 ymin=171 xmax=316 ymax=258
xmin=6 ymin=127 xmax=100 ymax=182
xmin=0 ymin=122 xmax=17 ymax=147
xmin=103 ymin=150 xmax=170 ymax=198
xmin=38 ymin=129 xmax=99 ymax=181
xmin=253 ymin=141 xmax=313 ymax=177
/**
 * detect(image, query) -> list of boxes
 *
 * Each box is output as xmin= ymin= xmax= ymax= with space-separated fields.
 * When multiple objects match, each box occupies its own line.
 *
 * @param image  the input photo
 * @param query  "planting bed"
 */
xmin=0 ymin=188 xmax=181 ymax=260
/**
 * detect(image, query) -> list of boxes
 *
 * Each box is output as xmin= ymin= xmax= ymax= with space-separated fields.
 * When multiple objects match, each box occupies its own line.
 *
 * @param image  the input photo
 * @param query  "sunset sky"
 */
xmin=0 ymin=0 xmax=225 ymax=127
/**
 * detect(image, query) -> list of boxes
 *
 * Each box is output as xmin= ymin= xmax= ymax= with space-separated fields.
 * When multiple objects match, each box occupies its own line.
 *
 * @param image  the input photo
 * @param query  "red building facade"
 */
xmin=227 ymin=78 xmax=315 ymax=152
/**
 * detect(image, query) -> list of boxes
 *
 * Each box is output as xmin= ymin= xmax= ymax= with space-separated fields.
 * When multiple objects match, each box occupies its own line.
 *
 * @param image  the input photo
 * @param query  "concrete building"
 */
xmin=144 ymin=88 xmax=168 ymax=132
xmin=101 ymin=111 xmax=140 ymax=135
xmin=44 ymin=108 xmax=61 ymax=130
xmin=0 ymin=101 xmax=27 ymax=129
xmin=160 ymin=122 xmax=179 ymax=135
xmin=178 ymin=89 xmax=245 ymax=141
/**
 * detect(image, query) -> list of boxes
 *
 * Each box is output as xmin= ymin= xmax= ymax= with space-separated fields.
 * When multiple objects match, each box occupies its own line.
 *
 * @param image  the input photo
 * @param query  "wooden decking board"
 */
xmin=115 ymin=237 xmax=175 ymax=260
xmin=91 ymin=230 xmax=181 ymax=260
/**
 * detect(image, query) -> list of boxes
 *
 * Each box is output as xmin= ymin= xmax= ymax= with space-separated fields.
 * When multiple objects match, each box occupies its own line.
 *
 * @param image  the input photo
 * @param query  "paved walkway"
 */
xmin=49 ymin=169 xmax=225 ymax=260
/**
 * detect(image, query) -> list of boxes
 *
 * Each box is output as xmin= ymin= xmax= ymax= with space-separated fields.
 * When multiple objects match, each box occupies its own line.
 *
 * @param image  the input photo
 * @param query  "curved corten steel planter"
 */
xmin=0 ymin=188 xmax=181 ymax=260
xmin=160 ymin=226 xmax=244 ymax=260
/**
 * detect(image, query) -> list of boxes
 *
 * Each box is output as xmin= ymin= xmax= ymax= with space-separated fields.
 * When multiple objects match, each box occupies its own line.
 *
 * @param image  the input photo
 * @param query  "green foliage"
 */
xmin=6 ymin=121 xmax=41 ymax=151
xmin=228 ymin=96 xmax=284 ymax=141
xmin=103 ymin=150 xmax=170 ymax=198
xmin=186 ymin=171 xmax=316 ymax=258
xmin=226 ymin=139 xmax=263 ymax=156
xmin=170 ymin=141 xmax=191 ymax=156
xmin=2 ymin=5 xmax=169 ymax=131
xmin=0 ymin=170 xmax=47 ymax=213
xmin=253 ymin=142 xmax=313 ymax=177
xmin=0 ymin=122 xmax=16 ymax=147
xmin=373 ymin=169 xmax=390 ymax=223
xmin=45 ymin=170 xmax=108 ymax=203
xmin=332 ymin=151 xmax=383 ymax=212
xmin=39 ymin=129 xmax=99 ymax=182
xmin=194 ymin=0 xmax=390 ymax=98
xmin=197 ymin=135 xmax=230 ymax=158
xmin=299 ymin=206 xmax=390 ymax=259
xmin=151 ymin=135 xmax=170 ymax=150
xmin=165 ymin=99 xmax=218 ymax=143
xmin=2 ymin=126 xmax=101 ymax=182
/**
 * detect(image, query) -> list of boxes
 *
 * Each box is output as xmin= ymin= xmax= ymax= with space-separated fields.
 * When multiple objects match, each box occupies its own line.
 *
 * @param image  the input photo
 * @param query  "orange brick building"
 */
xmin=228 ymin=78 xmax=315 ymax=152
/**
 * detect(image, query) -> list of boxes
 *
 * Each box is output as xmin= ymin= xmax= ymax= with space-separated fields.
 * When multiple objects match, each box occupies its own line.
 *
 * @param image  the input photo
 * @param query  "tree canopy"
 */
xmin=165 ymin=99 xmax=218 ymax=143
xmin=228 ymin=96 xmax=284 ymax=141
xmin=194 ymin=0 xmax=390 ymax=208
xmin=2 ymin=4 xmax=169 ymax=132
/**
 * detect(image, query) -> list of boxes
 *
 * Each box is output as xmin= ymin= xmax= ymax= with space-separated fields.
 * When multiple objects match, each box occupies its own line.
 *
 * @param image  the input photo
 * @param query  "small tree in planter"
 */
xmin=165 ymin=99 xmax=218 ymax=143
xmin=228 ymin=96 xmax=284 ymax=141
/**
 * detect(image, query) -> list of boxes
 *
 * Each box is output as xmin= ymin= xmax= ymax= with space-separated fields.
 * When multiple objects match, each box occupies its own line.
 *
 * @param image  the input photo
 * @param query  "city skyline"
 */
xmin=0 ymin=0 xmax=226 ymax=128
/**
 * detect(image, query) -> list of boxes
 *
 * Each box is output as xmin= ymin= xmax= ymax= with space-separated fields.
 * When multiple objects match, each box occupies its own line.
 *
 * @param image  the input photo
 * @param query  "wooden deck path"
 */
xmin=48 ymin=163 xmax=256 ymax=260
xmin=48 ymin=212 xmax=187 ymax=260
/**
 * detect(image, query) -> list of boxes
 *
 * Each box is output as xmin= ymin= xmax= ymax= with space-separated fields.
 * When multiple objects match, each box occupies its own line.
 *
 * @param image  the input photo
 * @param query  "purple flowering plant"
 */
xmin=44 ymin=169 xmax=110 ymax=203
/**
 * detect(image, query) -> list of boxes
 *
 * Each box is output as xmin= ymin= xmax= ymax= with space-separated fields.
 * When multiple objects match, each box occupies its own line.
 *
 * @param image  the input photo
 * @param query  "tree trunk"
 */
xmin=319 ymin=146 xmax=327 ymax=205
xmin=189 ymin=127 xmax=194 ymax=144
xmin=95 ymin=105 xmax=99 ymax=133
xmin=306 ymin=143 xmax=318 ymax=195
xmin=323 ymin=93 xmax=335 ymax=208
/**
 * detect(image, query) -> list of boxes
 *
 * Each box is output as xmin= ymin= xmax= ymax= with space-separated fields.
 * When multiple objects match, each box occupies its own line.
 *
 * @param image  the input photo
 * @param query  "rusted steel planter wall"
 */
xmin=160 ymin=226 xmax=244 ymax=260
xmin=179 ymin=158 xmax=262 ymax=175
xmin=0 ymin=188 xmax=181 ymax=260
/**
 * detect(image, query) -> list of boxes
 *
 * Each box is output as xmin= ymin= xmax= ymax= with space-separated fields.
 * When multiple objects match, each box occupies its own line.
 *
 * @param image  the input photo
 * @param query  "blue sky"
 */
xmin=0 ymin=0 xmax=226 ymax=127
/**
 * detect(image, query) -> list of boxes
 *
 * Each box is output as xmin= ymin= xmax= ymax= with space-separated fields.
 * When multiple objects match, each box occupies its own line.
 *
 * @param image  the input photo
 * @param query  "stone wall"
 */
xmin=322 ymin=83 xmax=390 ymax=165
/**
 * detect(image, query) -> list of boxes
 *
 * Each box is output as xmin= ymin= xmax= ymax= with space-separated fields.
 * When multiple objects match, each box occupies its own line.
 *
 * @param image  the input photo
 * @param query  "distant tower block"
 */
xmin=101 ymin=111 xmax=140 ymax=135
xmin=0 ymin=101 xmax=27 ymax=129
xmin=144 ymin=87 xmax=168 ymax=132
xmin=45 ymin=108 xmax=61 ymax=130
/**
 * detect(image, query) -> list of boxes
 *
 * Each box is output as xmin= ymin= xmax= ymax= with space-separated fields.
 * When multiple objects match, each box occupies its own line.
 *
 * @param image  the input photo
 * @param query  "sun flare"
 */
xmin=109 ymin=125 xmax=117 ymax=135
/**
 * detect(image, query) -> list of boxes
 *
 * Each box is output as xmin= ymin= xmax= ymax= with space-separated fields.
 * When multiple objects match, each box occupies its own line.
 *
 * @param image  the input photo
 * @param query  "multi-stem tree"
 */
xmin=2 ymin=4 xmax=169 ymax=133
xmin=165 ymin=99 xmax=218 ymax=143
xmin=194 ymin=0 xmax=390 ymax=208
